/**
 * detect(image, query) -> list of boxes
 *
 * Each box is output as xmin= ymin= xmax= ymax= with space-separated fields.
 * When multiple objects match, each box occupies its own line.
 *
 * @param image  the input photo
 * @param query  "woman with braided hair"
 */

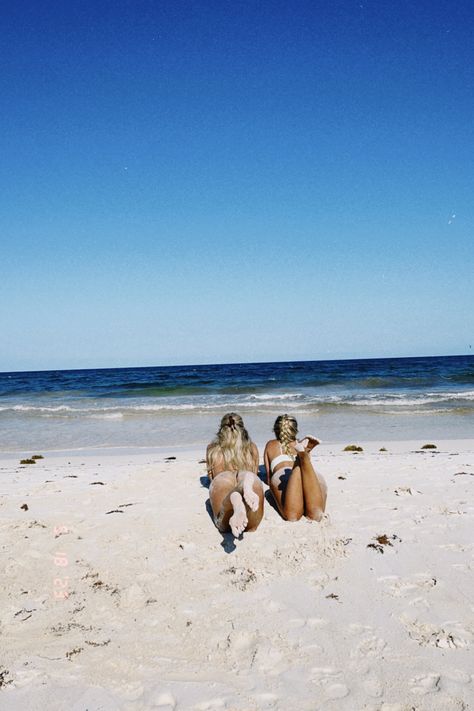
xmin=206 ymin=413 xmax=264 ymax=537
xmin=264 ymin=414 xmax=327 ymax=521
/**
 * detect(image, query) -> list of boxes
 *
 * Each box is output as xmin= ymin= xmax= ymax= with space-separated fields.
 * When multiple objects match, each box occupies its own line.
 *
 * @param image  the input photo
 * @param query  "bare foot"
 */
xmin=295 ymin=436 xmax=320 ymax=453
xmin=242 ymin=472 xmax=259 ymax=512
xmin=294 ymin=439 xmax=306 ymax=453
xmin=229 ymin=491 xmax=248 ymax=536
xmin=301 ymin=436 xmax=320 ymax=452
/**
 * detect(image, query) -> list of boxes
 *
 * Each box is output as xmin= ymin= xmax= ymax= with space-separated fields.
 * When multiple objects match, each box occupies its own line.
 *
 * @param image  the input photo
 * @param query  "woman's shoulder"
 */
xmin=264 ymin=438 xmax=279 ymax=452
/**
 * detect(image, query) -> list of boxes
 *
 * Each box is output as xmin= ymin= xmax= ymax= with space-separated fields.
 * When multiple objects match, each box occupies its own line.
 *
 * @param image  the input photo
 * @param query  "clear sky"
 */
xmin=2 ymin=0 xmax=473 ymax=371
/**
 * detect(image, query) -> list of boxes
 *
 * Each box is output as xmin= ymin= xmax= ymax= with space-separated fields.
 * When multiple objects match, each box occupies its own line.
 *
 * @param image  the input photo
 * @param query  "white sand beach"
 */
xmin=1 ymin=439 xmax=473 ymax=710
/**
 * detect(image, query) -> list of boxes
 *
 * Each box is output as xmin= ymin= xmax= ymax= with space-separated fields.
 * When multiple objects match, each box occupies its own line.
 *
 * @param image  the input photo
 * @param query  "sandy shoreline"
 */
xmin=1 ymin=440 xmax=473 ymax=710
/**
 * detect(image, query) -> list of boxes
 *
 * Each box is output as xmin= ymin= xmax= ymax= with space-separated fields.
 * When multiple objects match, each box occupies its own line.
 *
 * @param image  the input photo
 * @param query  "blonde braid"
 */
xmin=273 ymin=414 xmax=298 ymax=457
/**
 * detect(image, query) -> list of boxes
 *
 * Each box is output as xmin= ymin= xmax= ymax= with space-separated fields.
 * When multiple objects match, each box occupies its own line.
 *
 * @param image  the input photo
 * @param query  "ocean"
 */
xmin=0 ymin=355 xmax=473 ymax=452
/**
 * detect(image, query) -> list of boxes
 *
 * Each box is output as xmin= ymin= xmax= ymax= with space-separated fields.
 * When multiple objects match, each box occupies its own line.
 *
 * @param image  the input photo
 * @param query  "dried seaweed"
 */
xmin=367 ymin=533 xmax=401 ymax=554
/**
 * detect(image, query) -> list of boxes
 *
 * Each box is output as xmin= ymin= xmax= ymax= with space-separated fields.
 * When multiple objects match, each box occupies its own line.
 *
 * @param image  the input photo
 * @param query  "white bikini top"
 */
xmin=270 ymin=444 xmax=294 ymax=473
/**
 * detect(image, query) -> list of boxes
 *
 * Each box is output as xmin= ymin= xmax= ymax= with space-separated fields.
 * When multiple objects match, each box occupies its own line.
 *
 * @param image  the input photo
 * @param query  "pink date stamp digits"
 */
xmin=52 ymin=525 xmax=70 ymax=599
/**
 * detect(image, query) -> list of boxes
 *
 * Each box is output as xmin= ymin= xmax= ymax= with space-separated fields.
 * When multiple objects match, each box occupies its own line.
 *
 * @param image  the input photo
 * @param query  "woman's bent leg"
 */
xmin=209 ymin=471 xmax=262 ymax=536
xmin=236 ymin=471 xmax=264 ymax=531
xmin=209 ymin=471 xmax=240 ymax=532
xmin=297 ymin=451 xmax=327 ymax=521
xmin=270 ymin=466 xmax=304 ymax=521
xmin=209 ymin=472 xmax=237 ymax=518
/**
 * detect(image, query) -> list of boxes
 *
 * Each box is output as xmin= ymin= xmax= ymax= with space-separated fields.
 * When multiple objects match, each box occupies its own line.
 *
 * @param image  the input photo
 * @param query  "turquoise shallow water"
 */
xmin=1 ymin=355 xmax=473 ymax=451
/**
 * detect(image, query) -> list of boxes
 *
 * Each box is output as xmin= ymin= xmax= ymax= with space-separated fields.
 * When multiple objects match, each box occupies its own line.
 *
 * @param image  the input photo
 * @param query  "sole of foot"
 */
xmin=229 ymin=492 xmax=248 ymax=536
xmin=299 ymin=436 xmax=320 ymax=452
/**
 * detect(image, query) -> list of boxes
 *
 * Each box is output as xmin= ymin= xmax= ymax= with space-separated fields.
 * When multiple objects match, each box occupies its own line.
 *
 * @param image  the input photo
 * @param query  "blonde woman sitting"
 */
xmin=264 ymin=414 xmax=327 ymax=522
xmin=206 ymin=413 xmax=264 ymax=537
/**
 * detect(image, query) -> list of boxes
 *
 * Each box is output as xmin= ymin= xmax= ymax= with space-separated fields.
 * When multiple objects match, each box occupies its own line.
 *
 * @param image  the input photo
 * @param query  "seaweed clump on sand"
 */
xmin=344 ymin=445 xmax=363 ymax=452
xmin=379 ymin=447 xmax=387 ymax=452
xmin=421 ymin=443 xmax=437 ymax=449
xmin=367 ymin=533 xmax=401 ymax=554
xmin=0 ymin=668 xmax=13 ymax=688
xmin=20 ymin=454 xmax=44 ymax=464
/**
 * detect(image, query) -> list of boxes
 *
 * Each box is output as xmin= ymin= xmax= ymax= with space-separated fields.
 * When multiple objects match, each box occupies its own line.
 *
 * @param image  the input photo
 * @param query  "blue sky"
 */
xmin=2 ymin=0 xmax=473 ymax=371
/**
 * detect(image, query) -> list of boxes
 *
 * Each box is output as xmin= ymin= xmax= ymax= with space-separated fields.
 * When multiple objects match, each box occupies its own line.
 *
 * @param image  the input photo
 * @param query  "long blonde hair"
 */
xmin=273 ymin=414 xmax=298 ymax=456
xmin=208 ymin=412 xmax=255 ymax=472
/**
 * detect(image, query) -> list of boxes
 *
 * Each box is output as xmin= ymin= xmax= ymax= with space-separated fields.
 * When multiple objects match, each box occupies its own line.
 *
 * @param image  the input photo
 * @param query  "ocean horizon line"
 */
xmin=1 ymin=351 xmax=472 ymax=377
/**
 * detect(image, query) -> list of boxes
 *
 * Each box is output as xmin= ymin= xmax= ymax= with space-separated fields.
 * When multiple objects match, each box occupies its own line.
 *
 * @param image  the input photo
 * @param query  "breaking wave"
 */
xmin=1 ymin=389 xmax=474 ymax=420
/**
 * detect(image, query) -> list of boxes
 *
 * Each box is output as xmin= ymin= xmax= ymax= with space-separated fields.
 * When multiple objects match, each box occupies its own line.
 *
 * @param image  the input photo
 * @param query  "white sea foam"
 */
xmin=1 ymin=390 xmax=473 ymax=419
xmin=5 ymin=404 xmax=78 ymax=412
xmin=347 ymin=391 xmax=474 ymax=407
xmin=90 ymin=412 xmax=124 ymax=420
xmin=248 ymin=392 xmax=303 ymax=400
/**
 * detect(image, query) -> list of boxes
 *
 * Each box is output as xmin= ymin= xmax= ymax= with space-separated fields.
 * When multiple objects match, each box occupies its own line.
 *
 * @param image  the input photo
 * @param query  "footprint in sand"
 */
xmin=117 ymin=681 xmax=145 ymax=702
xmin=251 ymin=641 xmax=288 ymax=676
xmin=254 ymin=692 xmax=279 ymax=708
xmin=443 ymin=669 xmax=471 ymax=685
xmin=222 ymin=565 xmax=257 ymax=591
xmin=147 ymin=690 xmax=177 ymax=708
xmin=410 ymin=673 xmax=441 ymax=695
xmin=5 ymin=666 xmax=45 ymax=688
xmin=408 ymin=596 xmax=431 ymax=609
xmin=326 ymin=683 xmax=349 ymax=698
xmin=308 ymin=572 xmax=331 ymax=591
xmin=307 ymin=617 xmax=330 ymax=629
xmin=348 ymin=622 xmax=373 ymax=634
xmin=267 ymin=599 xmax=286 ymax=613
xmin=310 ymin=666 xmax=340 ymax=682
xmin=439 ymin=543 xmax=472 ymax=552
xmin=401 ymin=615 xmax=473 ymax=649
xmin=219 ymin=628 xmax=259 ymax=671
xmin=119 ymin=583 xmax=147 ymax=609
xmin=310 ymin=667 xmax=350 ymax=699
xmin=451 ymin=563 xmax=473 ymax=572
xmin=194 ymin=699 xmax=226 ymax=710
xmin=378 ymin=573 xmax=437 ymax=599
xmin=362 ymin=678 xmax=383 ymax=698
xmin=284 ymin=617 xmax=327 ymax=651
xmin=287 ymin=618 xmax=306 ymax=629
xmin=350 ymin=634 xmax=387 ymax=659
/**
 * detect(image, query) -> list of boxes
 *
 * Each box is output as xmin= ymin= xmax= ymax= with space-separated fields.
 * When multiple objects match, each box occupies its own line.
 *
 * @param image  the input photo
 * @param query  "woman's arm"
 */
xmin=263 ymin=443 xmax=271 ymax=486
xmin=251 ymin=442 xmax=260 ymax=475
xmin=205 ymin=444 xmax=214 ymax=480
